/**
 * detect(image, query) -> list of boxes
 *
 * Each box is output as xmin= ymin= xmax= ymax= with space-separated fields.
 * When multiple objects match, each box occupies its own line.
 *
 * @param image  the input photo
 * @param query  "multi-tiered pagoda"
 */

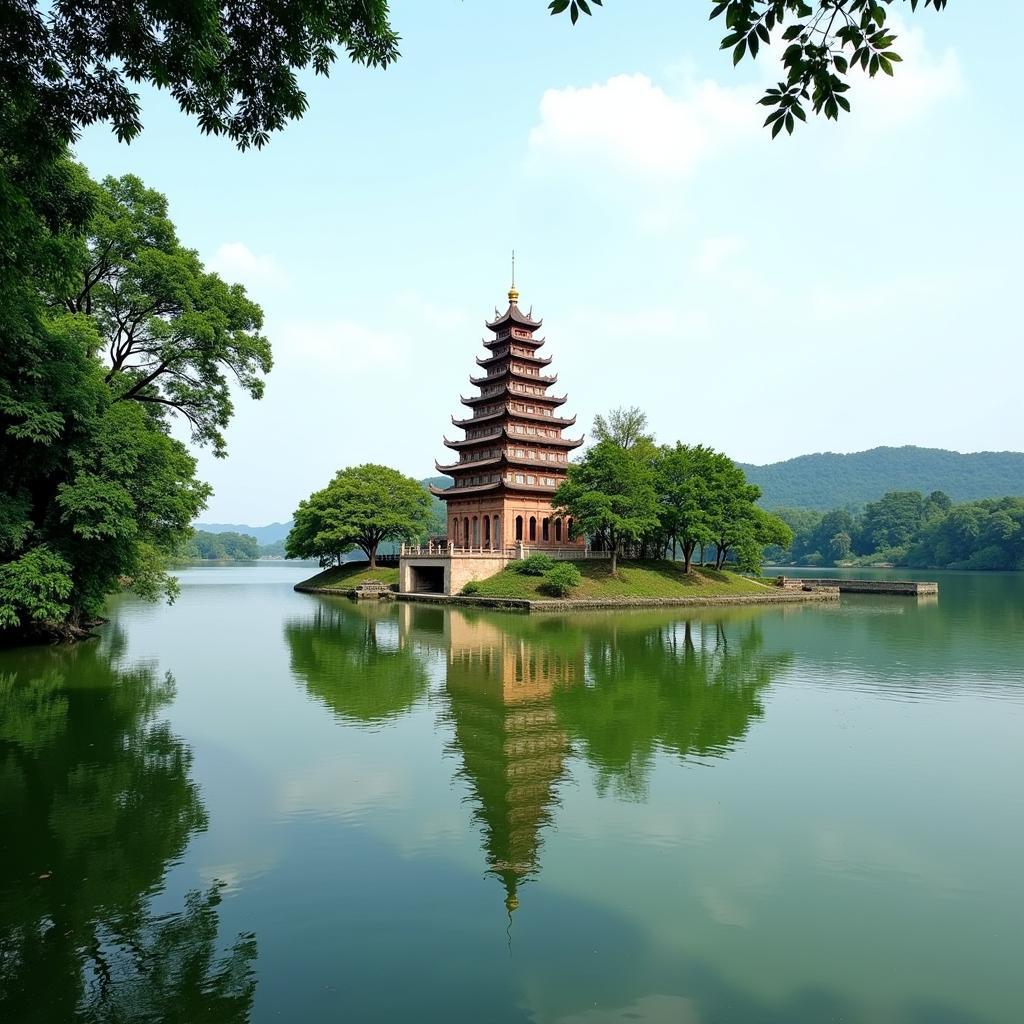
xmin=433 ymin=280 xmax=584 ymax=551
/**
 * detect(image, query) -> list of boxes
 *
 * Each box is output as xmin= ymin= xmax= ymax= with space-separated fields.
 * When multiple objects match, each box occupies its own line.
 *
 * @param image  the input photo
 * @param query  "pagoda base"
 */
xmin=444 ymin=494 xmax=582 ymax=552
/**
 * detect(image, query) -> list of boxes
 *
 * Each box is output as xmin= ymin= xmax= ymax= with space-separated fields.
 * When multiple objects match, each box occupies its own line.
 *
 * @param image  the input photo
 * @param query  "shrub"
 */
xmin=461 ymin=580 xmax=481 ymax=595
xmin=540 ymin=563 xmax=582 ymax=597
xmin=511 ymin=553 xmax=555 ymax=576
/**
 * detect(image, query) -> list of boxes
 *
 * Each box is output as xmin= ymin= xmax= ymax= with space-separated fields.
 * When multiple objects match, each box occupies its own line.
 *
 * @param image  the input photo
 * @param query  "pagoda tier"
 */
xmin=460 ymin=389 xmax=567 ymax=408
xmin=442 ymin=429 xmax=584 ymax=451
xmin=452 ymin=409 xmax=577 ymax=430
xmin=470 ymin=367 xmax=558 ymax=387
xmin=436 ymin=284 xmax=585 ymax=551
xmin=476 ymin=350 xmax=552 ymax=369
xmin=485 ymin=302 xmax=542 ymax=331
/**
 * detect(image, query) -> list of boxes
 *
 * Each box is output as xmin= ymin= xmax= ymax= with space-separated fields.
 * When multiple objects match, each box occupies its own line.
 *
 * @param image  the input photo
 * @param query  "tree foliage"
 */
xmin=1 ymin=0 xmax=400 ymax=158
xmin=774 ymin=491 xmax=1024 ymax=569
xmin=554 ymin=439 xmax=660 ymax=575
xmin=286 ymin=464 xmax=433 ymax=568
xmin=551 ymin=0 xmax=949 ymax=133
xmin=181 ymin=530 xmax=260 ymax=561
xmin=0 ymin=166 xmax=267 ymax=641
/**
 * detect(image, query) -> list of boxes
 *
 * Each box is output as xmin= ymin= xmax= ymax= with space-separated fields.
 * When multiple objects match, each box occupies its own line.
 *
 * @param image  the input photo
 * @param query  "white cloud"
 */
xmin=209 ymin=241 xmax=289 ymax=290
xmin=853 ymin=22 xmax=963 ymax=127
xmin=276 ymin=318 xmax=411 ymax=374
xmin=527 ymin=22 xmax=961 ymax=188
xmin=528 ymin=72 xmax=760 ymax=181
xmin=694 ymin=235 xmax=745 ymax=276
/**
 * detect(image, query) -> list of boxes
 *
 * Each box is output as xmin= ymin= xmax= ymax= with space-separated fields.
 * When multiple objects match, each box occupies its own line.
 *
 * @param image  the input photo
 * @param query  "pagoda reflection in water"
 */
xmin=317 ymin=603 xmax=795 ymax=915
xmin=437 ymin=612 xmax=581 ymax=913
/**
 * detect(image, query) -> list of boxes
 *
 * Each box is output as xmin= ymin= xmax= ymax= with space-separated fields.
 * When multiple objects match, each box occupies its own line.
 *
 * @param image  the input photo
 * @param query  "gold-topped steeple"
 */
xmin=508 ymin=249 xmax=519 ymax=304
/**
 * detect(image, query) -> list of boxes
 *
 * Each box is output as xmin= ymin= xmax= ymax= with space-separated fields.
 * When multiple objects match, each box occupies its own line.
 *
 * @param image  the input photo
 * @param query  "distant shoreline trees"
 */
xmin=771 ymin=491 xmax=1024 ymax=570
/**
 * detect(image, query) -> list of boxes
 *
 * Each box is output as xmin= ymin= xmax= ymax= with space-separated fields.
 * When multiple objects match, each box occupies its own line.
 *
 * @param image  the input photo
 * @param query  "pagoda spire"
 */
xmin=508 ymin=249 xmax=519 ymax=305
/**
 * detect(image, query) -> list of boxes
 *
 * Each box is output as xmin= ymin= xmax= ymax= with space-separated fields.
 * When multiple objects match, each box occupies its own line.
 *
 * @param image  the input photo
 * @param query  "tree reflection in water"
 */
xmin=284 ymin=601 xmax=430 ymax=725
xmin=429 ymin=608 xmax=792 ymax=909
xmin=0 ymin=632 xmax=256 ymax=1024
xmin=555 ymin=616 xmax=793 ymax=800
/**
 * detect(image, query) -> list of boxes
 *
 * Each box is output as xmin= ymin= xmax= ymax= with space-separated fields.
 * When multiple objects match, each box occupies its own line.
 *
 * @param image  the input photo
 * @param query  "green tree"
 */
xmin=591 ymin=406 xmax=655 ymax=452
xmin=654 ymin=443 xmax=716 ymax=573
xmin=855 ymin=490 xmax=925 ymax=554
xmin=286 ymin=464 xmax=433 ymax=568
xmin=552 ymin=0 xmax=948 ymax=133
xmin=553 ymin=440 xmax=659 ymax=575
xmin=0 ymin=167 xmax=267 ymax=641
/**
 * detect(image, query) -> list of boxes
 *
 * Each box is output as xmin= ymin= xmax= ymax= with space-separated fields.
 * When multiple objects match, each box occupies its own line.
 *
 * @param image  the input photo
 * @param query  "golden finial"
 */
xmin=508 ymin=249 xmax=519 ymax=304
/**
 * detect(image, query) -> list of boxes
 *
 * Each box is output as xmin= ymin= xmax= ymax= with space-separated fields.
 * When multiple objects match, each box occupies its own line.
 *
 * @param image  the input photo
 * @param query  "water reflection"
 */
xmin=439 ymin=612 xmax=578 ymax=913
xmin=0 ymin=634 xmax=256 ymax=1023
xmin=555 ymin=616 xmax=792 ymax=799
xmin=284 ymin=602 xmax=430 ymax=725
xmin=287 ymin=602 xmax=793 ymax=917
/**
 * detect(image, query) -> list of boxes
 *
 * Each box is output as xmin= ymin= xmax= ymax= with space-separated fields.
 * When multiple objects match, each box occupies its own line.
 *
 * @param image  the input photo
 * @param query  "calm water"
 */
xmin=2 ymin=566 xmax=1022 ymax=1024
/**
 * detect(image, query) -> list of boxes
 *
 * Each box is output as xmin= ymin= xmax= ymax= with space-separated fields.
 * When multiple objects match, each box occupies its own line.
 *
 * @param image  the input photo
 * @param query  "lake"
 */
xmin=1 ymin=565 xmax=1022 ymax=1023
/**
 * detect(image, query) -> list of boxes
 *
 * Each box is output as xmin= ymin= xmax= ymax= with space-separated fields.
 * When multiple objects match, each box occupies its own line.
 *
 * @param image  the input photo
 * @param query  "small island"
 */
xmin=295 ymin=280 xmax=848 ymax=611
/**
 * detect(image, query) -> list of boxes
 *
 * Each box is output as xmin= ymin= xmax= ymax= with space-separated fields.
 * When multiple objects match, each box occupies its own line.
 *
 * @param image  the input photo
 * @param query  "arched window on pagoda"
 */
xmin=463 ymin=518 xmax=470 ymax=547
xmin=555 ymin=518 xmax=562 ymax=542
xmin=493 ymin=516 xmax=501 ymax=547
xmin=567 ymin=517 xmax=574 ymax=539
xmin=483 ymin=515 xmax=491 ymax=546
xmin=542 ymin=518 xmax=550 ymax=542
xmin=515 ymin=516 xmax=523 ymax=541
xmin=529 ymin=517 xmax=537 ymax=542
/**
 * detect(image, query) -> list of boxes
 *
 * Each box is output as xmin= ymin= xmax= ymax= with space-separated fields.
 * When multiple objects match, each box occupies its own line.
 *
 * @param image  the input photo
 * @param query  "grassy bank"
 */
xmin=295 ymin=562 xmax=399 ymax=592
xmin=467 ymin=560 xmax=774 ymax=601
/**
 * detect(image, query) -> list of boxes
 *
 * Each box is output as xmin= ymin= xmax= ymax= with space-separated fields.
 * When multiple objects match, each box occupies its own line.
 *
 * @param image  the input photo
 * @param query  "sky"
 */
xmin=74 ymin=1 xmax=1024 ymax=525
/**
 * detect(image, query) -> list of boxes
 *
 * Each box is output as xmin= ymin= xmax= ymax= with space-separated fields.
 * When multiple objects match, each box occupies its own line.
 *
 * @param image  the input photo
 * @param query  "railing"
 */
xmin=518 ymin=546 xmax=610 ymax=560
xmin=399 ymin=542 xmax=613 ymax=561
xmin=401 ymin=542 xmax=507 ymax=557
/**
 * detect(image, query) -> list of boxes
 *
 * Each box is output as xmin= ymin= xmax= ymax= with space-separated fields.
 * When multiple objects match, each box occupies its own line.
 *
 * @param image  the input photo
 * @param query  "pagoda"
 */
xmin=433 ymin=274 xmax=584 ymax=551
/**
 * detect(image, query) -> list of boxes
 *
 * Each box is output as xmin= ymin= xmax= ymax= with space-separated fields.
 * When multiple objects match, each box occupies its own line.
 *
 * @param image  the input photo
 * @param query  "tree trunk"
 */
xmin=683 ymin=541 xmax=695 ymax=573
xmin=611 ymin=544 xmax=618 ymax=576
xmin=368 ymin=541 xmax=378 ymax=569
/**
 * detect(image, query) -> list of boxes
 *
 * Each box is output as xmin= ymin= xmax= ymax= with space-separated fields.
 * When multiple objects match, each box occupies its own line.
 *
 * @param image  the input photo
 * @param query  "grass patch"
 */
xmin=468 ymin=560 xmax=773 ymax=601
xmin=297 ymin=561 xmax=399 ymax=592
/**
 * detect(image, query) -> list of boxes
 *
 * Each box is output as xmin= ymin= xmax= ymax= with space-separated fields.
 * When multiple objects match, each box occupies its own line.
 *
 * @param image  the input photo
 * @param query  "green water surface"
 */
xmin=1 ymin=566 xmax=1022 ymax=1023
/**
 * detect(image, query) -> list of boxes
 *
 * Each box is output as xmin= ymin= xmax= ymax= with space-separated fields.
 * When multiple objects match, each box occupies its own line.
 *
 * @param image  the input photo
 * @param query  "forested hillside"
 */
xmin=741 ymin=447 xmax=1024 ymax=509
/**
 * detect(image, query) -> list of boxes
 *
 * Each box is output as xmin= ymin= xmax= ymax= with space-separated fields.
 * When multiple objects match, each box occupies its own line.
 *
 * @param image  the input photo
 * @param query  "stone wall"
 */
xmin=395 ymin=589 xmax=840 ymax=612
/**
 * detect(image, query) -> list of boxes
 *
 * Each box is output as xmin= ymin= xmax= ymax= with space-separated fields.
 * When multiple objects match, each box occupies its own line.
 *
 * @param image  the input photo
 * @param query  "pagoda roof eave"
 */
xmin=440 ymin=480 xmax=563 ymax=500
xmin=470 ymin=369 xmax=558 ymax=387
xmin=443 ymin=430 xmax=584 ymax=450
xmin=476 ymin=351 xmax=552 ymax=368
xmin=435 ymin=456 xmax=503 ymax=474
xmin=461 ymin=389 xmax=567 ymax=408
xmin=452 ymin=409 xmax=505 ymax=429
xmin=483 ymin=335 xmax=546 ymax=351
xmin=507 ymin=410 xmax=577 ymax=428
xmin=485 ymin=302 xmax=543 ymax=331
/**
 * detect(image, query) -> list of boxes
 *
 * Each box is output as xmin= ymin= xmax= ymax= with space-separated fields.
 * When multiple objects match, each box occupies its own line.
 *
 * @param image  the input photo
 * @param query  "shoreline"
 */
xmin=292 ymin=581 xmax=840 ymax=613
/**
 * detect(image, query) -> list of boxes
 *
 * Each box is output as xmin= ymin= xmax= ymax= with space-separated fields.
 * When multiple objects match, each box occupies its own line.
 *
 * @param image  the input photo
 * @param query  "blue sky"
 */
xmin=75 ymin=1 xmax=1023 ymax=524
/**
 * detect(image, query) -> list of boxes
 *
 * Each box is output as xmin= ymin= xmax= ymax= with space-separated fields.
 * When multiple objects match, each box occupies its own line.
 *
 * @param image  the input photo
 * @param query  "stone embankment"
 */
xmin=777 ymin=577 xmax=939 ymax=596
xmin=393 ymin=589 xmax=840 ymax=613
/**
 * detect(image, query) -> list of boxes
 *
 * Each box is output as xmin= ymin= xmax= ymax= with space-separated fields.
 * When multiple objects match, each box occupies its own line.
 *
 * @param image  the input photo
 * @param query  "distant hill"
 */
xmin=194 ymin=520 xmax=293 ymax=545
xmin=741 ymin=446 xmax=1024 ymax=510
